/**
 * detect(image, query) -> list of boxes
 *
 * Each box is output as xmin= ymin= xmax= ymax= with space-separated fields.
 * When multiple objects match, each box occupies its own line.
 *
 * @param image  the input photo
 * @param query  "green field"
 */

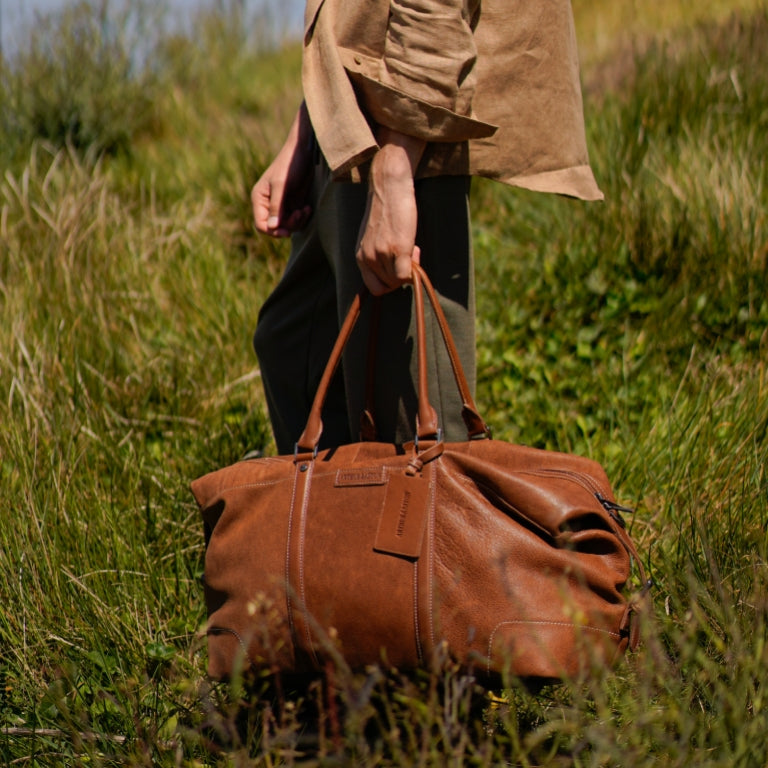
xmin=1 ymin=0 xmax=767 ymax=764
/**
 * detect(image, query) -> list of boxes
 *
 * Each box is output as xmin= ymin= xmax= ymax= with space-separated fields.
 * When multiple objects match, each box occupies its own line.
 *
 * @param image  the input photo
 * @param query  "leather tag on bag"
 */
xmin=335 ymin=467 xmax=387 ymax=487
xmin=374 ymin=468 xmax=431 ymax=559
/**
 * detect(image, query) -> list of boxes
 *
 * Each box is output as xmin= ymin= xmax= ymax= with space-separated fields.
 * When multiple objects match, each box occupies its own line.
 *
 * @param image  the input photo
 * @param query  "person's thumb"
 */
xmin=266 ymin=180 xmax=284 ymax=230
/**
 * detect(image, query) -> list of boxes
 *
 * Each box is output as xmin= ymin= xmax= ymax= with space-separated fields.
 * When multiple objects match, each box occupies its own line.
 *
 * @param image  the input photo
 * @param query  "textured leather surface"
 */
xmin=192 ymin=266 xmax=646 ymax=681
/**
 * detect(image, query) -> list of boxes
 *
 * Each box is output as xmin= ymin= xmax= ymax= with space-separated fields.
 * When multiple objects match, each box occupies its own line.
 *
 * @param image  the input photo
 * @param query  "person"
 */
xmin=251 ymin=0 xmax=603 ymax=455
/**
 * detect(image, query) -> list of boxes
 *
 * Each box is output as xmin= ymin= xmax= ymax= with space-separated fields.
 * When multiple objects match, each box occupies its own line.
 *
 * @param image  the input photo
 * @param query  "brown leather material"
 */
xmin=412 ymin=267 xmax=440 ymax=439
xmin=192 ymin=265 xmax=647 ymax=681
xmin=374 ymin=463 xmax=432 ymax=558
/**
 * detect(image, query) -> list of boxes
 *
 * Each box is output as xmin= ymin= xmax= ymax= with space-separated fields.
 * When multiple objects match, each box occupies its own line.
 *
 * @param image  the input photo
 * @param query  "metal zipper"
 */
xmin=595 ymin=494 xmax=635 ymax=529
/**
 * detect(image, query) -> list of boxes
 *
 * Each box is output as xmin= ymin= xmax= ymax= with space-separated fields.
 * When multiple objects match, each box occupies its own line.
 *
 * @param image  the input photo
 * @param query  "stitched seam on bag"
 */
xmin=453 ymin=469 xmax=612 ymax=514
xmin=207 ymin=626 xmax=252 ymax=668
xmin=211 ymin=463 xmax=414 ymax=492
xmin=212 ymin=478 xmax=293 ymax=493
xmin=411 ymin=467 xmax=433 ymax=664
xmin=427 ymin=475 xmax=436 ymax=650
xmin=298 ymin=461 xmax=320 ymax=667
xmin=517 ymin=468 xmax=611 ymax=503
xmin=208 ymin=626 xmax=248 ymax=649
xmin=412 ymin=560 xmax=423 ymax=665
xmin=285 ymin=467 xmax=300 ymax=660
xmin=210 ymin=463 xmax=410 ymax=495
xmin=486 ymin=620 xmax=622 ymax=675
xmin=489 ymin=619 xmax=621 ymax=636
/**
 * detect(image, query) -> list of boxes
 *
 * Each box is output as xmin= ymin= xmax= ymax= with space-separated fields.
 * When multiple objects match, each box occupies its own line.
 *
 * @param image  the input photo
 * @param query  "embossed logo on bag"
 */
xmin=396 ymin=491 xmax=411 ymax=537
xmin=334 ymin=467 xmax=387 ymax=487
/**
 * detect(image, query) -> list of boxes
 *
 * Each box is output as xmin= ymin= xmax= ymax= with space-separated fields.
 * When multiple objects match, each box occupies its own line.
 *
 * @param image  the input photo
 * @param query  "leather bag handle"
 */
xmin=360 ymin=266 xmax=489 ymax=442
xmin=412 ymin=264 xmax=489 ymax=439
xmin=295 ymin=264 xmax=490 ymax=454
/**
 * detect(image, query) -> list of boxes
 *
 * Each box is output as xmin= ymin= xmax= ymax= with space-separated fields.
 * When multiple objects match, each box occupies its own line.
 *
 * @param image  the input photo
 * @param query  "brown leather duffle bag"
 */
xmin=191 ymin=265 xmax=648 ymax=683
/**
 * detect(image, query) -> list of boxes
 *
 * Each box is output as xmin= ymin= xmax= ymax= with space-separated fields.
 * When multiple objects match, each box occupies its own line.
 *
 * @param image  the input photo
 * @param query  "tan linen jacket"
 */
xmin=303 ymin=0 xmax=602 ymax=200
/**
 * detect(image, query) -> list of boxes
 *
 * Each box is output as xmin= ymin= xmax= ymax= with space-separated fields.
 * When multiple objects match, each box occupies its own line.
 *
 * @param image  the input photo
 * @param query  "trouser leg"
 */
xmin=254 ymin=164 xmax=475 ymax=453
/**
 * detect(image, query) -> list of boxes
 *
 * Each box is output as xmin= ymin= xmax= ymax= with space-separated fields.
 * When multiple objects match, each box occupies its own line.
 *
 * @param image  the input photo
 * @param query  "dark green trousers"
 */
xmin=254 ymin=163 xmax=476 ymax=454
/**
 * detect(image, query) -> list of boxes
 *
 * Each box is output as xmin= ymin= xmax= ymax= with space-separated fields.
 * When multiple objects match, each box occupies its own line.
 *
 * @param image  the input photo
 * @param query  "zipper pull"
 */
xmin=596 ymin=493 xmax=634 ymax=528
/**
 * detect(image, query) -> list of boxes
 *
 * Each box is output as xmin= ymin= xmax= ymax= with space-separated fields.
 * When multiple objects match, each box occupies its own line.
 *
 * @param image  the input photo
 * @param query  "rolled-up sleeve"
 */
xmin=341 ymin=0 xmax=496 ymax=142
xmin=303 ymin=0 xmax=495 ymax=176
xmin=385 ymin=0 xmax=477 ymax=112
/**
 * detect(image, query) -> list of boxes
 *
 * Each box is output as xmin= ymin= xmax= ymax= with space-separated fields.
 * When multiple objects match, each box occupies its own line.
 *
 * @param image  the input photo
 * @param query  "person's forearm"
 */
xmin=355 ymin=128 xmax=427 ymax=295
xmin=292 ymin=101 xmax=313 ymax=154
xmin=373 ymin=126 xmax=426 ymax=180
xmin=276 ymin=101 xmax=312 ymax=179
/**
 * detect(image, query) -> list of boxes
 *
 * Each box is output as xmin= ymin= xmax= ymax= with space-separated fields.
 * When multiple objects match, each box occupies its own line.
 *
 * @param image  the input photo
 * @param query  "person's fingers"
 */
xmin=361 ymin=266 xmax=389 ymax=296
xmin=392 ymin=250 xmax=415 ymax=283
xmin=253 ymin=177 xmax=306 ymax=238
xmin=358 ymin=248 xmax=421 ymax=296
xmin=359 ymin=252 xmax=394 ymax=292
xmin=251 ymin=180 xmax=271 ymax=233
xmin=266 ymin=179 xmax=285 ymax=231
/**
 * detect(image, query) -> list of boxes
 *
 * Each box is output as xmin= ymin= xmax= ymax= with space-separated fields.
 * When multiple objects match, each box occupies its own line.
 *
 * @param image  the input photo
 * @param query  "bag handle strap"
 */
xmin=296 ymin=264 xmax=489 ymax=454
xmin=412 ymin=264 xmax=489 ymax=439
xmin=412 ymin=264 xmax=440 ymax=438
xmin=360 ymin=265 xmax=489 ymax=442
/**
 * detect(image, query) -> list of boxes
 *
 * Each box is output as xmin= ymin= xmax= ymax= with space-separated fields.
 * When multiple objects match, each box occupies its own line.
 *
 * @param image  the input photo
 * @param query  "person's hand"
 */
xmin=356 ymin=129 xmax=426 ymax=295
xmin=252 ymin=103 xmax=314 ymax=237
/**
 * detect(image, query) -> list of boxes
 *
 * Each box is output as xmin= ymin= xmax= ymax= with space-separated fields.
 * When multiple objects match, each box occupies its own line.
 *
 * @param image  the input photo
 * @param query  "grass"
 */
xmin=1 ymin=0 xmax=767 ymax=764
